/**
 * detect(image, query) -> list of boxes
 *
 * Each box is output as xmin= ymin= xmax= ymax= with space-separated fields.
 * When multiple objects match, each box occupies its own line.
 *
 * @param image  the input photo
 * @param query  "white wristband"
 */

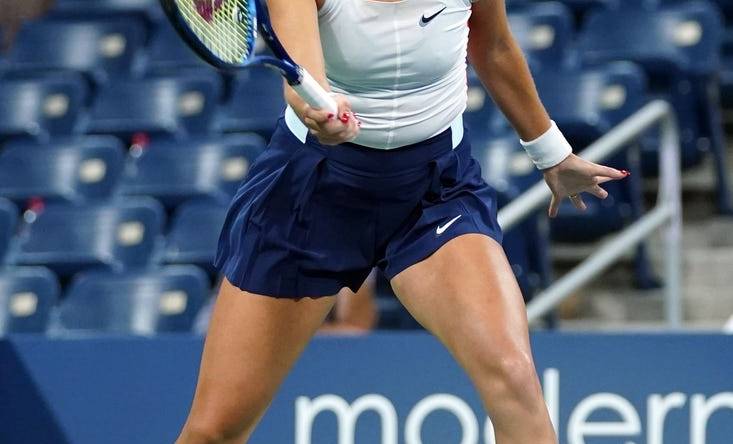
xmin=520 ymin=120 xmax=573 ymax=170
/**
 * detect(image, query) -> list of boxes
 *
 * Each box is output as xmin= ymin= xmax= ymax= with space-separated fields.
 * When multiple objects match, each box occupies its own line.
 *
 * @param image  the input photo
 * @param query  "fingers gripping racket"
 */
xmin=160 ymin=0 xmax=338 ymax=114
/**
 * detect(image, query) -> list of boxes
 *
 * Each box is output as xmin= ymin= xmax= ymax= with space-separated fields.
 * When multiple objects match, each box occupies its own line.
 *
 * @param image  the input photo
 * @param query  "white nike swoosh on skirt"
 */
xmin=436 ymin=215 xmax=462 ymax=235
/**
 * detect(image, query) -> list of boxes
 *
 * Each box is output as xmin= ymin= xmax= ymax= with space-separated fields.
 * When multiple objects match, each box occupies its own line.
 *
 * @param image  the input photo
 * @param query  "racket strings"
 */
xmin=176 ymin=0 xmax=255 ymax=64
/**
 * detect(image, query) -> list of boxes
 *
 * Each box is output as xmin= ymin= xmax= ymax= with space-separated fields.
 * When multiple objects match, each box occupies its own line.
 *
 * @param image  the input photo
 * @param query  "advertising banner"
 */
xmin=1 ymin=333 xmax=732 ymax=444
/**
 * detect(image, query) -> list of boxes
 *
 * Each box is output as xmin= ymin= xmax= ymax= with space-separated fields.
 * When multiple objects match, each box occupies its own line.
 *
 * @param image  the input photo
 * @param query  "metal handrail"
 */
xmin=496 ymin=100 xmax=683 ymax=327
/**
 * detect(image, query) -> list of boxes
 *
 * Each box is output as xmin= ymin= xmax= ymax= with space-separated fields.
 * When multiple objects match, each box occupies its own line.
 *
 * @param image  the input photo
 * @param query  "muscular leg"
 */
xmin=177 ymin=278 xmax=336 ymax=444
xmin=391 ymin=234 xmax=557 ymax=444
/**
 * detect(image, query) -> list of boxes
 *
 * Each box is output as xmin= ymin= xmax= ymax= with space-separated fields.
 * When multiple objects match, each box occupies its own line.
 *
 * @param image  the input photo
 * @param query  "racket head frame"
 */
xmin=159 ymin=0 xmax=303 ymax=84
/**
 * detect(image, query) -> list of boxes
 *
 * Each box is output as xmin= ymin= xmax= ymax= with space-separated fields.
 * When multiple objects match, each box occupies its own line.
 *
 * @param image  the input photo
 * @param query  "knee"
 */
xmin=474 ymin=348 xmax=540 ymax=397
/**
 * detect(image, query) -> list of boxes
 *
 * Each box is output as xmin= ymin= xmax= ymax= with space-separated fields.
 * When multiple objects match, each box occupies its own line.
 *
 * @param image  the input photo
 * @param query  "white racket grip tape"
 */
xmin=520 ymin=120 xmax=573 ymax=170
xmin=292 ymin=68 xmax=338 ymax=115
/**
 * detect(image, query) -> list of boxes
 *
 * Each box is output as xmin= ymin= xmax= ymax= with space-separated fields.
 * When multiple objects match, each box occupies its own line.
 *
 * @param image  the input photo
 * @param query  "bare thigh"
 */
xmin=179 ymin=278 xmax=336 ymax=443
xmin=391 ymin=234 xmax=532 ymax=362
xmin=391 ymin=234 xmax=555 ymax=442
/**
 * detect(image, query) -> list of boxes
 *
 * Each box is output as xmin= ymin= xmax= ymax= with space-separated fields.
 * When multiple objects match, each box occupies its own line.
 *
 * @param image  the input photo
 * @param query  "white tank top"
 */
xmin=316 ymin=0 xmax=476 ymax=149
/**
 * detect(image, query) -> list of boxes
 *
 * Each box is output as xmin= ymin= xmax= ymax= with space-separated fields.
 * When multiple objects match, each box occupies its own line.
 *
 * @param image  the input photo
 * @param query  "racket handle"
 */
xmin=292 ymin=68 xmax=339 ymax=115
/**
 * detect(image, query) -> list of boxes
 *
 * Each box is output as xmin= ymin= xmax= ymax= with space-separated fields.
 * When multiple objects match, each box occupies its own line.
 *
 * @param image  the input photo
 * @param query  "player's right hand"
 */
xmin=302 ymin=95 xmax=361 ymax=146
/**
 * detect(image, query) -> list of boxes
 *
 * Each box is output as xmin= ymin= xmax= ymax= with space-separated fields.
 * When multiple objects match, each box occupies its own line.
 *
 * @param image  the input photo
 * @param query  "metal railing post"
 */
xmin=660 ymin=113 xmax=683 ymax=328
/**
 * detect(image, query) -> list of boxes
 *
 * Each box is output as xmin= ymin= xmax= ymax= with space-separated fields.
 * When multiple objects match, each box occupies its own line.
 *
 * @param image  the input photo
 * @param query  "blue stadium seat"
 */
xmin=217 ymin=66 xmax=287 ymax=138
xmin=535 ymin=62 xmax=648 ymax=147
xmin=146 ymin=22 xmax=211 ymax=74
xmin=463 ymin=73 xmax=511 ymax=138
xmin=0 ymin=267 xmax=59 ymax=335
xmin=0 ymin=136 xmax=124 ymax=204
xmin=0 ymin=75 xmax=87 ymax=141
xmin=14 ymin=199 xmax=164 ymax=276
xmin=121 ymin=134 xmax=265 ymax=207
xmin=49 ymin=0 xmax=163 ymax=22
xmin=7 ymin=19 xmax=146 ymax=83
xmin=472 ymin=134 xmax=541 ymax=197
xmin=56 ymin=266 xmax=208 ymax=334
xmin=581 ymin=3 xmax=721 ymax=76
xmin=0 ymin=199 xmax=19 ymax=264
xmin=579 ymin=1 xmax=731 ymax=212
xmin=86 ymin=75 xmax=222 ymax=138
xmin=560 ymin=0 xmax=620 ymax=13
xmin=508 ymin=2 xmax=574 ymax=70
xmin=164 ymin=200 xmax=229 ymax=270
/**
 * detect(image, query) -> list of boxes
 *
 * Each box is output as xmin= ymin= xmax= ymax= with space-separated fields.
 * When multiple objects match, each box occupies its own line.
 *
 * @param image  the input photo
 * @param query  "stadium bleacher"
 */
xmin=0 ymin=136 xmax=125 ymax=204
xmin=0 ymin=74 xmax=87 ymax=141
xmin=120 ymin=134 xmax=264 ymax=207
xmin=0 ymin=0 xmax=731 ymax=334
xmin=53 ymin=265 xmax=207 ymax=335
xmin=163 ymin=199 xmax=229 ymax=273
xmin=6 ymin=18 xmax=147 ymax=84
xmin=0 ymin=266 xmax=59 ymax=335
xmin=86 ymin=74 xmax=222 ymax=138
xmin=14 ymin=199 xmax=164 ymax=276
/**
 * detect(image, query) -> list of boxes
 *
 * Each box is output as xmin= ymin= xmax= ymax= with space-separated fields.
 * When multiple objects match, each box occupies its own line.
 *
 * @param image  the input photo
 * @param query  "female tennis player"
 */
xmin=177 ymin=0 xmax=628 ymax=442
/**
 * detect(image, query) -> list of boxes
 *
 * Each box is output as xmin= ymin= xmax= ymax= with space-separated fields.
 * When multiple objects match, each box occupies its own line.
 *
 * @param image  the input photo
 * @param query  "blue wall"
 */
xmin=1 ymin=333 xmax=732 ymax=444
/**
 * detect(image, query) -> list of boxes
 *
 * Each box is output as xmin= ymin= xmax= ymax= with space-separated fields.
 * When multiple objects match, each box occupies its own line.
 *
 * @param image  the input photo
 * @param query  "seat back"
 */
xmin=165 ymin=200 xmax=229 ymax=268
xmin=146 ymin=22 xmax=211 ymax=73
xmin=463 ymin=73 xmax=511 ymax=138
xmin=0 ymin=136 xmax=124 ymax=203
xmin=87 ymin=75 xmax=221 ymax=137
xmin=472 ymin=135 xmax=541 ymax=197
xmin=0 ymin=267 xmax=59 ymax=335
xmin=121 ymin=134 xmax=264 ymax=206
xmin=57 ymin=266 xmax=208 ymax=334
xmin=49 ymin=0 xmax=163 ymax=21
xmin=0 ymin=199 xmax=19 ymax=263
xmin=0 ymin=75 xmax=86 ymax=140
xmin=218 ymin=66 xmax=287 ymax=138
xmin=16 ymin=199 xmax=164 ymax=276
xmin=579 ymin=2 xmax=723 ymax=76
xmin=535 ymin=63 xmax=648 ymax=144
xmin=508 ymin=2 xmax=574 ymax=70
xmin=8 ymin=19 xmax=146 ymax=82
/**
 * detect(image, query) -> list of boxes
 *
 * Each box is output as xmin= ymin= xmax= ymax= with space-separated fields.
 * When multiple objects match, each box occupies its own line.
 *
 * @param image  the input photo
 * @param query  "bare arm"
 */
xmin=267 ymin=0 xmax=359 ymax=144
xmin=467 ymin=0 xmax=550 ymax=141
xmin=267 ymin=0 xmax=328 ymax=115
xmin=468 ymin=0 xmax=627 ymax=216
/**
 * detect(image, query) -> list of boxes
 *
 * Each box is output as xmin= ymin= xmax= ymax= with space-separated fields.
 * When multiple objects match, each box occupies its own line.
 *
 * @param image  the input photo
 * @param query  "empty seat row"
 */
xmin=3 ymin=198 xmax=232 ymax=278
xmin=0 ymin=265 xmax=207 ymax=336
xmin=48 ymin=0 xmax=164 ymax=22
xmin=0 ymin=68 xmax=284 ymax=141
xmin=0 ymin=135 xmax=264 ymax=206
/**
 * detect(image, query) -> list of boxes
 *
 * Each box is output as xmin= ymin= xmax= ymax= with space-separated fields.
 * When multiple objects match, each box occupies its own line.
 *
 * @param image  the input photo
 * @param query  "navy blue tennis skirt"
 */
xmin=214 ymin=115 xmax=503 ymax=298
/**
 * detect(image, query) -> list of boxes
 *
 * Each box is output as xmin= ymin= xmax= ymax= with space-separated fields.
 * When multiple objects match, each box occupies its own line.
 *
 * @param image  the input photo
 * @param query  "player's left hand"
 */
xmin=542 ymin=154 xmax=630 ymax=218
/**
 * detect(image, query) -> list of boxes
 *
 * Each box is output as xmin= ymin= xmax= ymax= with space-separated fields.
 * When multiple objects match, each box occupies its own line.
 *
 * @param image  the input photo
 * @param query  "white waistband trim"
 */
xmin=285 ymin=106 xmax=309 ymax=143
xmin=284 ymin=106 xmax=464 ymax=149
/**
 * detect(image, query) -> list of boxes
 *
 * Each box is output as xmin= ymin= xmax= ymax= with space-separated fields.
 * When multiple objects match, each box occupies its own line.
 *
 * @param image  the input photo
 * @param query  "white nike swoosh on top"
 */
xmin=436 ymin=215 xmax=462 ymax=235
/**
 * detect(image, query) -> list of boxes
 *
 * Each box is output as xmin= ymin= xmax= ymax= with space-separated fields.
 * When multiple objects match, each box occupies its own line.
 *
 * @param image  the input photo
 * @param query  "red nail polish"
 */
xmin=327 ymin=113 xmax=334 ymax=120
xmin=621 ymin=170 xmax=631 ymax=176
xmin=340 ymin=113 xmax=349 ymax=123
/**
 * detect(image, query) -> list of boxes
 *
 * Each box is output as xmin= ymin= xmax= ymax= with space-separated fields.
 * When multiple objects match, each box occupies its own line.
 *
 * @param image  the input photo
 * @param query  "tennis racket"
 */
xmin=160 ymin=0 xmax=338 ymax=115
